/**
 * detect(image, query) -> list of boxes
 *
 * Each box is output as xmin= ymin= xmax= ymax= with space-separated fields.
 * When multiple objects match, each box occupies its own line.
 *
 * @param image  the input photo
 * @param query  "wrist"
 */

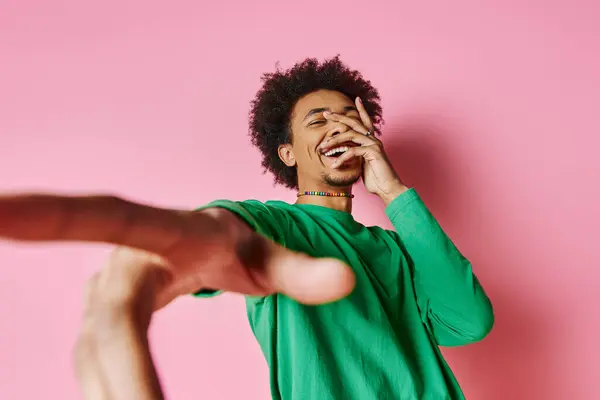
xmin=380 ymin=183 xmax=410 ymax=206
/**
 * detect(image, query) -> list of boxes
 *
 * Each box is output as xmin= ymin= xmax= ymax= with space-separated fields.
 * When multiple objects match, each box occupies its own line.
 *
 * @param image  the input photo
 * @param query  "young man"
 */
xmin=0 ymin=56 xmax=493 ymax=399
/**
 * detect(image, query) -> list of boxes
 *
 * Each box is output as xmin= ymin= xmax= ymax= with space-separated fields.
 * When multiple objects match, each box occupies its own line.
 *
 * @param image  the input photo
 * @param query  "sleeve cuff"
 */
xmin=192 ymin=289 xmax=223 ymax=298
xmin=384 ymin=188 xmax=422 ymax=221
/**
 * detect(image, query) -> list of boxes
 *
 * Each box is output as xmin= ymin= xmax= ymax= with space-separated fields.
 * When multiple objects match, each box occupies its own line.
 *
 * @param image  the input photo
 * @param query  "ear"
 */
xmin=278 ymin=144 xmax=296 ymax=167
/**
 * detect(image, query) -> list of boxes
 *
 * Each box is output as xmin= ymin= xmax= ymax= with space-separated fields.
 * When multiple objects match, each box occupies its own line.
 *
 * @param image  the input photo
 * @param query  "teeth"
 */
xmin=324 ymin=146 xmax=349 ymax=156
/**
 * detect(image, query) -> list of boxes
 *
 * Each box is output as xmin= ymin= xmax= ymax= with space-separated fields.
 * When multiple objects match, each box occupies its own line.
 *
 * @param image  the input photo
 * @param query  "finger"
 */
xmin=323 ymin=111 xmax=369 ymax=135
xmin=0 ymin=194 xmax=193 ymax=254
xmin=319 ymin=131 xmax=376 ymax=152
xmin=331 ymin=146 xmax=375 ymax=168
xmin=265 ymin=243 xmax=356 ymax=305
xmin=355 ymin=97 xmax=374 ymax=131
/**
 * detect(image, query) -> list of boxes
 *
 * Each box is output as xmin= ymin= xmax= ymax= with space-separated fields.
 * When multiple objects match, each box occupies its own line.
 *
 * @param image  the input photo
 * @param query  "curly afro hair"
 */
xmin=248 ymin=55 xmax=383 ymax=189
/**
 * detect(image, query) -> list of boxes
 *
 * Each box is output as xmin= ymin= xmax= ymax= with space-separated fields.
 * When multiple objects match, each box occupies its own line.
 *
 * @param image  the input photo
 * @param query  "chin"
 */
xmin=323 ymin=168 xmax=362 ymax=188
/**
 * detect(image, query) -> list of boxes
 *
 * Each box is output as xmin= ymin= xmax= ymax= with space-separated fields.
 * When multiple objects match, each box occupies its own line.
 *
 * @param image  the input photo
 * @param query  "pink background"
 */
xmin=1 ymin=1 xmax=599 ymax=399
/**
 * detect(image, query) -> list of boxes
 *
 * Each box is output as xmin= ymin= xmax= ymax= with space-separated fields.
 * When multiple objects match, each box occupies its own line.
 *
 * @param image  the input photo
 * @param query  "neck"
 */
xmin=295 ymin=183 xmax=353 ymax=213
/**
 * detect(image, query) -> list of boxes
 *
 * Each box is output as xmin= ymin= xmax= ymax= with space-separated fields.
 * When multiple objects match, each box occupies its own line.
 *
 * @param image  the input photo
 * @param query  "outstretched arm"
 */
xmin=0 ymin=193 xmax=354 ymax=306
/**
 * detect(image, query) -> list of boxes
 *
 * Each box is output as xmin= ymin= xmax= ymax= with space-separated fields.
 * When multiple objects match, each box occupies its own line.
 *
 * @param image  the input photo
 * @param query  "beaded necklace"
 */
xmin=297 ymin=191 xmax=354 ymax=198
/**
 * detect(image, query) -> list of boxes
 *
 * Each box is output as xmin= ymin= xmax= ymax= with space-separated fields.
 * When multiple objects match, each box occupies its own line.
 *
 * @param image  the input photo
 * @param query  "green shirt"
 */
xmin=195 ymin=189 xmax=493 ymax=399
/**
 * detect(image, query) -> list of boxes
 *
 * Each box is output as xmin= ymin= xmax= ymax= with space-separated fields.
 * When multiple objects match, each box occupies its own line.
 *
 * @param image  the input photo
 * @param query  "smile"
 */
xmin=320 ymin=141 xmax=358 ymax=158
xmin=323 ymin=146 xmax=350 ymax=157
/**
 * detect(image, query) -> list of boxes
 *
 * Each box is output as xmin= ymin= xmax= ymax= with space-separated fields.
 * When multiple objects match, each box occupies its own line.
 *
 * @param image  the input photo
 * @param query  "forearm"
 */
xmin=386 ymin=189 xmax=494 ymax=345
xmin=98 ymin=316 xmax=164 ymax=400
xmin=75 ymin=309 xmax=164 ymax=400
xmin=75 ymin=252 xmax=168 ymax=400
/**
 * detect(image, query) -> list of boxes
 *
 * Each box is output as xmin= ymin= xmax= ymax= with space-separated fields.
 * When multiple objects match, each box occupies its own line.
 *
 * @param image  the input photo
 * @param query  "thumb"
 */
xmin=266 ymin=245 xmax=356 ymax=305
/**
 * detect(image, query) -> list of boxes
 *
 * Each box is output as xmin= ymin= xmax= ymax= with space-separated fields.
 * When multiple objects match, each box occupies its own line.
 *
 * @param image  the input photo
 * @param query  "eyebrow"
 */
xmin=302 ymin=106 xmax=358 ymax=121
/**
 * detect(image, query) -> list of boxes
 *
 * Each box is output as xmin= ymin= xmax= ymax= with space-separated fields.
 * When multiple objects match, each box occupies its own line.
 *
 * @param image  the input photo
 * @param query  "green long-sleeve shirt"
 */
xmin=195 ymin=189 xmax=494 ymax=399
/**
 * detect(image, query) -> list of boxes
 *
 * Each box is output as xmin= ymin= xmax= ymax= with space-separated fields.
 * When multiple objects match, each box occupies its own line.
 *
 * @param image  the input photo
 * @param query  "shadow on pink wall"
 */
xmin=382 ymin=117 xmax=563 ymax=400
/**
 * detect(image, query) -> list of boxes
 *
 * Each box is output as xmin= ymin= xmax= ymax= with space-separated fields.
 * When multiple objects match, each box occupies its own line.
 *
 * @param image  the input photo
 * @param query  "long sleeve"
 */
xmin=386 ymin=189 xmax=494 ymax=347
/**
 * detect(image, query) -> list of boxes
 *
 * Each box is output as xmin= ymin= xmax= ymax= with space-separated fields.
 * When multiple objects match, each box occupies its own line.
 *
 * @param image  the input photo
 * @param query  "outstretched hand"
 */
xmin=0 ymin=194 xmax=356 ymax=309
